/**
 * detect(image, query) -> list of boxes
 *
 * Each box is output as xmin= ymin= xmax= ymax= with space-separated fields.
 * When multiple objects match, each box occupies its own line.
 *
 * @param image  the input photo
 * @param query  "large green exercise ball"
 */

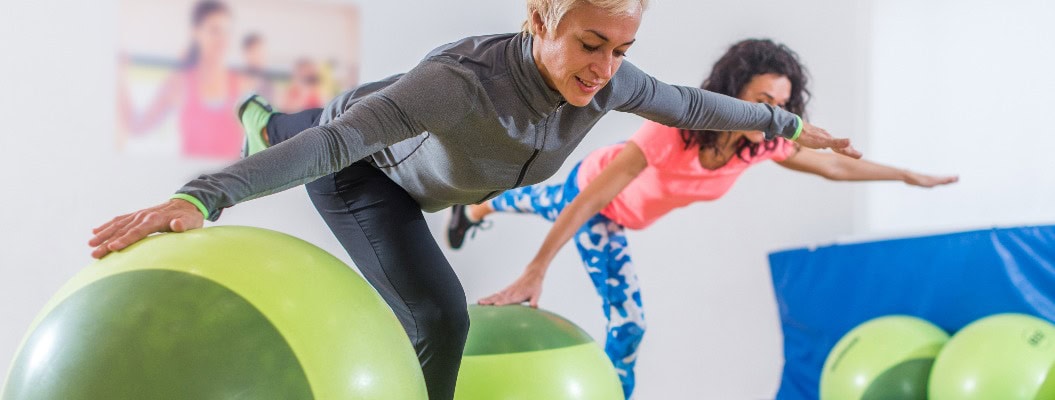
xmin=820 ymin=315 xmax=949 ymax=400
xmin=928 ymin=313 xmax=1055 ymax=400
xmin=1 ymin=226 xmax=426 ymax=400
xmin=454 ymin=305 xmax=623 ymax=400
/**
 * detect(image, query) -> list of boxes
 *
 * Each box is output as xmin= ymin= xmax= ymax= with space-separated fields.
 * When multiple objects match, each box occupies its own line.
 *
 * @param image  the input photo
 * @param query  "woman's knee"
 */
xmin=445 ymin=303 xmax=471 ymax=340
xmin=418 ymin=298 xmax=470 ymax=344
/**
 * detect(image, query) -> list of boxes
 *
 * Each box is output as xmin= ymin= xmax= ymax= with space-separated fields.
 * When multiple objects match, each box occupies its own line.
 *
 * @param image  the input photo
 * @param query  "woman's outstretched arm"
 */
xmin=777 ymin=147 xmax=958 ymax=187
xmin=90 ymin=59 xmax=479 ymax=258
xmin=479 ymin=142 xmax=648 ymax=307
xmin=614 ymin=61 xmax=860 ymax=158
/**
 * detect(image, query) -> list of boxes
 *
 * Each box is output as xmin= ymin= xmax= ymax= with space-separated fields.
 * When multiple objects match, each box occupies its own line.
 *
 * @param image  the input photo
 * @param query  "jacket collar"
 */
xmin=508 ymin=33 xmax=564 ymax=117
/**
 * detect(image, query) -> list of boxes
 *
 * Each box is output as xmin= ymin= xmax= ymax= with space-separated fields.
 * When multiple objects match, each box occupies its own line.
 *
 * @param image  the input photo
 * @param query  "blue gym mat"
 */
xmin=768 ymin=225 xmax=1055 ymax=400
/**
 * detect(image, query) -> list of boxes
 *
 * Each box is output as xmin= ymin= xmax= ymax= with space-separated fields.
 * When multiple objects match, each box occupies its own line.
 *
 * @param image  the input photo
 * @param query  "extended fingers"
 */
xmin=481 ymin=289 xmax=532 ymax=306
xmin=106 ymin=212 xmax=170 ymax=252
xmin=801 ymin=125 xmax=863 ymax=158
xmin=89 ymin=214 xmax=135 ymax=247
xmin=91 ymin=243 xmax=113 ymax=259
xmin=490 ymin=294 xmax=516 ymax=306
xmin=829 ymin=138 xmax=850 ymax=148
xmin=834 ymin=143 xmax=862 ymax=159
xmin=92 ymin=213 xmax=129 ymax=235
xmin=478 ymin=293 xmax=502 ymax=305
xmin=927 ymin=175 xmax=960 ymax=187
xmin=90 ymin=200 xmax=206 ymax=259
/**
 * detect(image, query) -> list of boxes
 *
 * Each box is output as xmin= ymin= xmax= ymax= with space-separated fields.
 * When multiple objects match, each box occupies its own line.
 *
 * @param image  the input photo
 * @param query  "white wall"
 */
xmin=865 ymin=0 xmax=1055 ymax=235
xmin=0 ymin=0 xmax=975 ymax=399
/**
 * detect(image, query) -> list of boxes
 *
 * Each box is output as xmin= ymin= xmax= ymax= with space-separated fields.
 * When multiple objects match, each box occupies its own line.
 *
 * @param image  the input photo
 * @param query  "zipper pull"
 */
xmin=554 ymin=100 xmax=567 ymax=113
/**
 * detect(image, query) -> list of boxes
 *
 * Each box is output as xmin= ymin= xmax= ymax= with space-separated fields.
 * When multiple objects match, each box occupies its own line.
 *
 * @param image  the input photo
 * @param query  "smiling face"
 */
xmin=530 ymin=4 xmax=642 ymax=107
xmin=734 ymin=73 xmax=792 ymax=143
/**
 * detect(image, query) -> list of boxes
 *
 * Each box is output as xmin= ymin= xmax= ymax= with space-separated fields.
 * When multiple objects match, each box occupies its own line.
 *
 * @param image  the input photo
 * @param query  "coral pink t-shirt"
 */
xmin=576 ymin=121 xmax=797 ymax=230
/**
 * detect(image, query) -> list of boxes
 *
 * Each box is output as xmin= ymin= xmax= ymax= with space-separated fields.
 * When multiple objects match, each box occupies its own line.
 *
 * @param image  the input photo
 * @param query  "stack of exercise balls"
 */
xmin=454 ymin=304 xmax=624 ymax=400
xmin=820 ymin=313 xmax=1055 ymax=400
xmin=1 ymin=226 xmax=427 ymax=399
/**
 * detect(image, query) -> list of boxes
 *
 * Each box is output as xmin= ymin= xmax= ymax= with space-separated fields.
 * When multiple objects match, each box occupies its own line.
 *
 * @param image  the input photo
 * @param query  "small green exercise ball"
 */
xmin=928 ymin=313 xmax=1055 ymax=400
xmin=454 ymin=305 xmax=624 ymax=400
xmin=820 ymin=315 xmax=949 ymax=400
xmin=1 ymin=226 xmax=426 ymax=400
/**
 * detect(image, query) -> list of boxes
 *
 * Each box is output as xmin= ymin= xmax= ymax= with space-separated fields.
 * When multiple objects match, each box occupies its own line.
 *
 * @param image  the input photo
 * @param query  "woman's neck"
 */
xmin=713 ymin=132 xmax=743 ymax=153
xmin=698 ymin=132 xmax=742 ymax=170
xmin=530 ymin=34 xmax=558 ymax=91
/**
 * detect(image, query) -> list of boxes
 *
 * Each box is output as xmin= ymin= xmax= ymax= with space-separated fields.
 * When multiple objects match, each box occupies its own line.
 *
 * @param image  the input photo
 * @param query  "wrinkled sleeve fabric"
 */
xmin=175 ymin=58 xmax=478 ymax=220
xmin=613 ymin=61 xmax=800 ymax=140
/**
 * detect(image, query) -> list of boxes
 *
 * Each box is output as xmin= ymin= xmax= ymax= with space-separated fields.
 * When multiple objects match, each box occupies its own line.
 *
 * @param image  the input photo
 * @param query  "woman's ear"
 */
xmin=531 ymin=11 xmax=547 ymax=37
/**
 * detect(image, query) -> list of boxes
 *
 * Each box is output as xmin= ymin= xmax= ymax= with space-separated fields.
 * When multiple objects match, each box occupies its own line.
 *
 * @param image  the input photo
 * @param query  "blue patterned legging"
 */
xmin=488 ymin=164 xmax=646 ymax=399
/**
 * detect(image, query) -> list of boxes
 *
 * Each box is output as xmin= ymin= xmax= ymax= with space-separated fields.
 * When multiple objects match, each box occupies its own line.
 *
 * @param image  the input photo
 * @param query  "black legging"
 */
xmin=267 ymin=109 xmax=469 ymax=400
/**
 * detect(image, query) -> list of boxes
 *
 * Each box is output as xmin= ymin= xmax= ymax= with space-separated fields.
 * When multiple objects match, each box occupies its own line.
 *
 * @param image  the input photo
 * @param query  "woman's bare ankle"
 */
xmin=467 ymin=204 xmax=491 ymax=222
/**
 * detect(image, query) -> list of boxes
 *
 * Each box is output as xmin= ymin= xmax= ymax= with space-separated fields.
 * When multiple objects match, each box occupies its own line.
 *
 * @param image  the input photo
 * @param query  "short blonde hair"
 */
xmin=522 ymin=0 xmax=648 ymax=35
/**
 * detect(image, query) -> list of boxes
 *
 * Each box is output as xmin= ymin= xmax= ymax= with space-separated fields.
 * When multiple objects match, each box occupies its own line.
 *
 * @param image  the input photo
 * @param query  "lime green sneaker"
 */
xmin=237 ymin=94 xmax=274 ymax=158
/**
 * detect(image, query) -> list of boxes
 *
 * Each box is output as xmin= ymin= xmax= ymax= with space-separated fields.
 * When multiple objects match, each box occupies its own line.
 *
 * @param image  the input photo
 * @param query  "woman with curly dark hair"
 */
xmin=449 ymin=38 xmax=957 ymax=398
xmin=94 ymin=1 xmax=859 ymax=396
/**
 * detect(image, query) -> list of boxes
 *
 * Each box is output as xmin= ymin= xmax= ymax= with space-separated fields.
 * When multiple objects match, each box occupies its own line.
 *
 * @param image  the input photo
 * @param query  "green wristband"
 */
xmin=170 ymin=193 xmax=210 ymax=220
xmin=790 ymin=115 xmax=804 ymax=141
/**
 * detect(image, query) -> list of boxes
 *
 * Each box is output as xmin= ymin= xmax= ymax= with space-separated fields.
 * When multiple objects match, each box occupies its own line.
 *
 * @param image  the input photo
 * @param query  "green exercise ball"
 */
xmin=1 ymin=226 xmax=426 ymax=400
xmin=454 ymin=305 xmax=623 ymax=400
xmin=820 ymin=315 xmax=949 ymax=400
xmin=929 ymin=313 xmax=1055 ymax=400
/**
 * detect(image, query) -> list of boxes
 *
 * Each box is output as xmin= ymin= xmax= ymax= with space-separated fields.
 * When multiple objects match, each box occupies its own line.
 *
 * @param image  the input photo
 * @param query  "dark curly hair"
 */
xmin=681 ymin=39 xmax=810 ymax=161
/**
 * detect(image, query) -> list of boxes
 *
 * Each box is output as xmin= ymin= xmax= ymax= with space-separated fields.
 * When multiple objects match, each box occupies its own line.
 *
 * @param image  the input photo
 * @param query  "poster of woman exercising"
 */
xmin=116 ymin=0 xmax=360 ymax=160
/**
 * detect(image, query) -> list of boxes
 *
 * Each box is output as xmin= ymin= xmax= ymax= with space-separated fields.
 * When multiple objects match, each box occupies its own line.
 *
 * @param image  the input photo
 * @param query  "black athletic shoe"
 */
xmin=447 ymin=204 xmax=488 ymax=250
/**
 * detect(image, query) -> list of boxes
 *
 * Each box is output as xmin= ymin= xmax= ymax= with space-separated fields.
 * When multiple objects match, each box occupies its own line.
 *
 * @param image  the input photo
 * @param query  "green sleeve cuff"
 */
xmin=790 ymin=115 xmax=804 ymax=141
xmin=170 ymin=193 xmax=210 ymax=220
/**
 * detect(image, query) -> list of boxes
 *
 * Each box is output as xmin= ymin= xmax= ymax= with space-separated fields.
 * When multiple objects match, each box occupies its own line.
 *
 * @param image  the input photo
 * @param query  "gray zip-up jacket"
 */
xmin=178 ymin=33 xmax=800 ymax=220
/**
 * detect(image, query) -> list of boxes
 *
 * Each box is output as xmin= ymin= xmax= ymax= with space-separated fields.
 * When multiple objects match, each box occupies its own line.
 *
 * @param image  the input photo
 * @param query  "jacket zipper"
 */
xmin=513 ymin=149 xmax=541 ymax=188
xmin=513 ymin=100 xmax=565 ymax=188
xmin=474 ymin=100 xmax=566 ymax=204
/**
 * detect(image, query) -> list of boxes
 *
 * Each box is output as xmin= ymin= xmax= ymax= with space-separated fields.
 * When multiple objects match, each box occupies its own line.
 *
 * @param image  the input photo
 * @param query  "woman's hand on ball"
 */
xmin=89 ymin=199 xmax=204 ymax=259
xmin=478 ymin=270 xmax=544 ymax=308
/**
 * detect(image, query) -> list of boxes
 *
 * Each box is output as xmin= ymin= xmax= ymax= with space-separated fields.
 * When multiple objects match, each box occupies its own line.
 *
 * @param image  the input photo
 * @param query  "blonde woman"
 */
xmin=92 ymin=1 xmax=856 ymax=398
xmin=453 ymin=39 xmax=956 ymax=398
